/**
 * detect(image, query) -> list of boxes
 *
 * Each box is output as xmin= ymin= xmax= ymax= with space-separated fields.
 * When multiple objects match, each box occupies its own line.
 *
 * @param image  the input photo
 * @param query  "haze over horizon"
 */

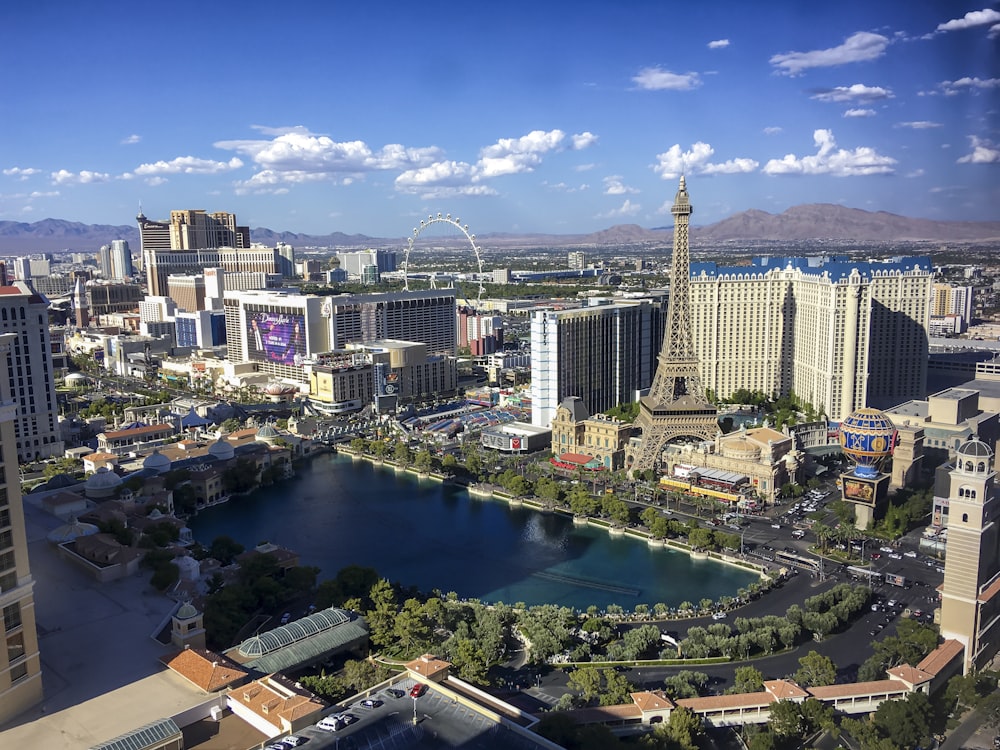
xmin=1 ymin=1 xmax=997 ymax=239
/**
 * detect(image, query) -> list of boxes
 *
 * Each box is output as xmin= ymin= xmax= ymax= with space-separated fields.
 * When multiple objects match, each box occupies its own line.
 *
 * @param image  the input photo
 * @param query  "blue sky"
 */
xmin=1 ymin=1 xmax=997 ymax=238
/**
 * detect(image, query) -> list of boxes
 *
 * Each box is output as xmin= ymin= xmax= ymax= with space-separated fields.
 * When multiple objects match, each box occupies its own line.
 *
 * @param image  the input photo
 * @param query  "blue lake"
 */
xmin=189 ymin=453 xmax=758 ymax=611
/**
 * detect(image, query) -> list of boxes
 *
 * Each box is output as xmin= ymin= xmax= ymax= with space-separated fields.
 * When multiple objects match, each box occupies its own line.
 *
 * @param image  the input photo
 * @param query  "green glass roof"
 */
xmin=238 ymin=607 xmax=351 ymax=658
xmin=90 ymin=718 xmax=181 ymax=750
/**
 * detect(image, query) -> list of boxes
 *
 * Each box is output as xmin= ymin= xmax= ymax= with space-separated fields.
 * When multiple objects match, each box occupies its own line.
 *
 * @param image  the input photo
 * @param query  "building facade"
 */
xmin=689 ymin=256 xmax=933 ymax=421
xmin=529 ymin=298 xmax=665 ymax=427
xmin=0 ymin=282 xmax=64 ymax=461
xmin=0 ymin=332 xmax=43 ymax=722
xmin=938 ymin=437 xmax=1000 ymax=672
xmin=549 ymin=396 xmax=633 ymax=470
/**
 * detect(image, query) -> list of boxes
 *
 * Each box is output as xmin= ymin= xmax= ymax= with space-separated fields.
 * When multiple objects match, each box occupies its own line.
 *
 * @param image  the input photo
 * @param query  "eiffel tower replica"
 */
xmin=632 ymin=176 xmax=718 ymax=472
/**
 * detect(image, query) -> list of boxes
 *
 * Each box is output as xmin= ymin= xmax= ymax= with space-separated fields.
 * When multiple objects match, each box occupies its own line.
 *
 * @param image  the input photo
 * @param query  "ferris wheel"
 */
xmin=402 ymin=213 xmax=485 ymax=308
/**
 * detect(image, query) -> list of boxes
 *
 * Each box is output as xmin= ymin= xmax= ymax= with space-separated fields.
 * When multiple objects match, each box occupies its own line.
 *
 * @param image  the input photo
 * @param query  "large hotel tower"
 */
xmin=689 ymin=256 xmax=933 ymax=420
xmin=0 ymin=332 xmax=43 ymax=721
xmin=137 ymin=209 xmax=282 ymax=296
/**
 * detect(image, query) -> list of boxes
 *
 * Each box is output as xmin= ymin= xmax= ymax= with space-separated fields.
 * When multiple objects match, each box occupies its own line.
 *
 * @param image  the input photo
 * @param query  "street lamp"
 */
xmin=740 ymin=529 xmax=745 ymax=556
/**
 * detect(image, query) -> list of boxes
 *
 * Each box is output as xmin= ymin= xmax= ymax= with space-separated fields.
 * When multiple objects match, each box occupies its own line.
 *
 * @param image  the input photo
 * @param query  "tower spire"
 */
xmin=632 ymin=177 xmax=718 ymax=472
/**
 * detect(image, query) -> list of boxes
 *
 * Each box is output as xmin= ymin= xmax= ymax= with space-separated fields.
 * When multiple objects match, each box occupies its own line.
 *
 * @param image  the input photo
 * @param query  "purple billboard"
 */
xmin=248 ymin=311 xmax=306 ymax=365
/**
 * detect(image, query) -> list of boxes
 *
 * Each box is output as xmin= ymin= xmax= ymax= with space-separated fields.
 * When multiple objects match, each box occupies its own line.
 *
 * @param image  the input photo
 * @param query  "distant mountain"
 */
xmin=691 ymin=204 xmax=1000 ymax=242
xmin=1 ymin=204 xmax=998 ymax=253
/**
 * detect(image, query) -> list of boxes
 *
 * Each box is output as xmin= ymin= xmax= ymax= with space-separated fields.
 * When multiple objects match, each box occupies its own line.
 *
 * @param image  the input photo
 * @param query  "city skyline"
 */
xmin=1 ymin=1 xmax=997 ymax=238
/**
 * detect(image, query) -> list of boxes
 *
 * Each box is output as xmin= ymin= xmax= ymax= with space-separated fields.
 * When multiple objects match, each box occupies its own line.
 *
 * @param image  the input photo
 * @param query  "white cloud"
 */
xmin=708 ymin=39 xmax=730 ymax=49
xmin=897 ymin=121 xmax=943 ymax=129
xmin=936 ymin=8 xmax=1000 ymax=32
xmin=478 ymin=129 xmax=568 ymax=177
xmin=575 ymin=163 xmax=597 ymax=171
xmin=145 ymin=177 xmax=168 ymax=186
xmin=957 ymin=136 xmax=1000 ymax=164
xmin=763 ymin=126 xmax=783 ymax=135
xmin=571 ymin=132 xmax=598 ymax=149
xmin=844 ymin=108 xmax=876 ymax=118
xmin=991 ymin=23 xmax=1000 ymax=38
xmin=121 ymin=134 xmax=141 ymax=145
xmin=654 ymin=142 xmax=758 ymax=179
xmin=602 ymin=175 xmax=639 ymax=195
xmin=249 ymin=124 xmax=317 ymax=136
xmin=811 ymin=83 xmax=893 ymax=103
xmin=134 ymin=156 xmax=244 ymax=175
xmin=3 ymin=166 xmax=41 ymax=180
xmin=51 ymin=169 xmax=111 ymax=185
xmin=930 ymin=77 xmax=1000 ymax=96
xmin=216 ymin=131 xmax=442 ymax=176
xmin=631 ymin=67 xmax=702 ymax=91
xmin=762 ymin=129 xmax=896 ymax=175
xmin=597 ymin=200 xmax=641 ymax=219
xmin=906 ymin=169 xmax=925 ymax=178
xmin=770 ymin=32 xmax=890 ymax=76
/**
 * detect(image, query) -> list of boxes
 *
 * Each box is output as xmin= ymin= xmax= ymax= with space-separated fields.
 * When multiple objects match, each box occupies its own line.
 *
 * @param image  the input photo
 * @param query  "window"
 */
xmin=3 ymin=603 xmax=20 ymax=631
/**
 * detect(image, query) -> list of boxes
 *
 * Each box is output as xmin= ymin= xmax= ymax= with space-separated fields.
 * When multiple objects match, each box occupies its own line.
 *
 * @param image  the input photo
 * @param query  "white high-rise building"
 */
xmin=0 ymin=282 xmax=64 ymax=461
xmin=529 ymin=298 xmax=665 ymax=427
xmin=689 ymin=256 xmax=933 ymax=421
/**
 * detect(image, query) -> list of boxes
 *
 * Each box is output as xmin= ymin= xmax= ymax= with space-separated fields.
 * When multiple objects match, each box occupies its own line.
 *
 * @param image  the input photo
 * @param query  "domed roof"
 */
xmin=85 ymin=466 xmax=123 ymax=490
xmin=65 ymin=372 xmax=89 ymax=383
xmin=957 ymin=436 xmax=993 ymax=459
xmin=46 ymin=517 xmax=99 ymax=544
xmin=176 ymin=601 xmax=199 ymax=620
xmin=209 ymin=436 xmax=235 ymax=460
xmin=265 ymin=382 xmax=297 ymax=396
xmin=143 ymin=449 xmax=171 ymax=473
xmin=256 ymin=422 xmax=280 ymax=440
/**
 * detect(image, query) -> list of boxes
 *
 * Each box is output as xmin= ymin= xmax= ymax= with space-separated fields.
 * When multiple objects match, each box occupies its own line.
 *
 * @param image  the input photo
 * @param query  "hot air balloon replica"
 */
xmin=838 ymin=408 xmax=896 ymax=529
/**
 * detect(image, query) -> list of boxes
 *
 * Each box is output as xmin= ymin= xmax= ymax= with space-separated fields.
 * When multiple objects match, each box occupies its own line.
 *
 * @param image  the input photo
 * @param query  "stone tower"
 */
xmin=939 ymin=436 xmax=1000 ymax=673
xmin=632 ymin=177 xmax=718 ymax=472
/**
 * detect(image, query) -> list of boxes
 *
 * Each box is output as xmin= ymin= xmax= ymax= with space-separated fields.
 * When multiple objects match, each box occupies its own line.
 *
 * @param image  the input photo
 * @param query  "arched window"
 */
xmin=1 ymin=309 xmax=6 ymax=321
xmin=978 ymin=462 xmax=986 ymax=472
xmin=962 ymin=513 xmax=969 ymax=523
xmin=966 ymin=461 xmax=974 ymax=471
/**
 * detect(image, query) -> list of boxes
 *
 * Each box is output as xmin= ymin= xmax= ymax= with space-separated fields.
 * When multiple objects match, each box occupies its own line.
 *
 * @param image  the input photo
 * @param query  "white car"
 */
xmin=316 ymin=716 xmax=342 ymax=732
xmin=904 ymin=551 xmax=918 ymax=558
xmin=888 ymin=553 xmax=902 ymax=560
xmin=712 ymin=611 xmax=727 ymax=620
xmin=880 ymin=546 xmax=894 ymax=553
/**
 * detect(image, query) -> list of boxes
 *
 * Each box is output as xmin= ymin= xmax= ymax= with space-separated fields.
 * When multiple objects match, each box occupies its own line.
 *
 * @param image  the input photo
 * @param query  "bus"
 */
xmin=659 ymin=477 xmax=748 ymax=506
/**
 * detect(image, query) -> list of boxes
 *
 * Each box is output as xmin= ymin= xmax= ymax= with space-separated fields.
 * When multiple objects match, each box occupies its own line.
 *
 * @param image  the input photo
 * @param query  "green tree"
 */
xmin=662 ymin=705 xmax=703 ymax=750
xmin=600 ymin=668 xmax=633 ymax=706
xmin=794 ymin=650 xmax=837 ymax=687
xmin=567 ymin=666 xmax=602 ymax=703
xmin=768 ymin=700 xmax=804 ymax=738
xmin=299 ymin=671 xmax=346 ymax=701
xmin=414 ymin=449 xmax=434 ymax=473
xmin=394 ymin=597 xmax=432 ymax=654
xmin=731 ymin=665 xmax=764 ymax=694
xmin=366 ymin=578 xmax=398 ymax=649
xmin=394 ymin=441 xmax=412 ymax=464
xmin=872 ymin=691 xmax=932 ymax=748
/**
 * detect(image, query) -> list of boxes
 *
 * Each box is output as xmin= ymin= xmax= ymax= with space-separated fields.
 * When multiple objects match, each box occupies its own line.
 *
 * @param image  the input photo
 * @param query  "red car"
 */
xmin=409 ymin=683 xmax=426 ymax=698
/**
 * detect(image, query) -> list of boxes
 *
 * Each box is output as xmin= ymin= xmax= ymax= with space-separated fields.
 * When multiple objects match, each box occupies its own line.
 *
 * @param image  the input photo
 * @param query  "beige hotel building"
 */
xmin=689 ymin=256 xmax=933 ymax=422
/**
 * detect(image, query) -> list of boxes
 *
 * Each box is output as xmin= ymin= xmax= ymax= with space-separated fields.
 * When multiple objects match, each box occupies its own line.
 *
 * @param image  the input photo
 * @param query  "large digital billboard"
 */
xmin=248 ymin=311 xmax=306 ymax=365
xmin=842 ymin=477 xmax=877 ymax=506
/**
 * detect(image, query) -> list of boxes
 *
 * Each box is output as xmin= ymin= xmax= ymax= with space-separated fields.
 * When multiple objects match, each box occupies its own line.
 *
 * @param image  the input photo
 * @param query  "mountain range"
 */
xmin=1 ymin=204 xmax=998 ymax=253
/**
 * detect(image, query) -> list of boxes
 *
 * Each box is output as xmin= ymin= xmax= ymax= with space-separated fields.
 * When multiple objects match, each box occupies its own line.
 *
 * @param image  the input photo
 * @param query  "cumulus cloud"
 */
xmin=631 ymin=67 xmax=702 ymax=90
xmin=393 ymin=128 xmax=595 ymax=196
xmin=897 ymin=121 xmax=943 ymax=129
xmin=708 ymin=39 xmax=730 ymax=49
xmin=844 ymin=109 xmax=876 ymax=118
xmin=811 ymin=84 xmax=893 ymax=103
xmin=770 ymin=32 xmax=890 ymax=76
xmin=3 ymin=167 xmax=41 ymax=180
xmin=762 ymin=129 xmax=896 ymax=175
xmin=926 ymin=77 xmax=1000 ymax=96
xmin=957 ymin=136 xmax=1000 ymax=164
xmin=936 ymin=8 xmax=1000 ymax=32
xmin=217 ymin=131 xmax=442 ymax=176
xmin=654 ymin=142 xmax=759 ymax=179
xmin=597 ymin=200 xmax=642 ymax=219
xmin=121 ymin=134 xmax=141 ymax=144
xmin=51 ymin=169 xmax=111 ymax=185
xmin=134 ymin=156 xmax=244 ymax=175
xmin=145 ymin=177 xmax=168 ymax=186
xmin=603 ymin=175 xmax=639 ymax=195
xmin=0 ymin=190 xmax=59 ymax=200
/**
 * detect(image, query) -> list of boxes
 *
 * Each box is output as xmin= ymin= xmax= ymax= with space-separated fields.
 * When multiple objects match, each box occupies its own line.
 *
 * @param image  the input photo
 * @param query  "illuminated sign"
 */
xmin=843 ymin=477 xmax=876 ymax=506
xmin=247 ymin=311 xmax=306 ymax=365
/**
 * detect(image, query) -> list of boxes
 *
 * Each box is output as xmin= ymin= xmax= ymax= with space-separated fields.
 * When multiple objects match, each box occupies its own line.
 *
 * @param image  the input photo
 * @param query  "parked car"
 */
xmin=385 ymin=688 xmax=405 ymax=699
xmin=283 ymin=738 xmax=307 ymax=748
xmin=359 ymin=698 xmax=383 ymax=709
xmin=410 ymin=683 xmax=427 ymax=698
xmin=316 ymin=716 xmax=341 ymax=732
